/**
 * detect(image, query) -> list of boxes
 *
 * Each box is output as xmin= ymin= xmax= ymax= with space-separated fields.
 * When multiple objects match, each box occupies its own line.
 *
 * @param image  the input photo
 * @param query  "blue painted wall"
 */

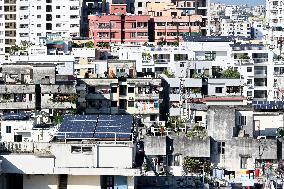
xmin=114 ymin=176 xmax=128 ymax=189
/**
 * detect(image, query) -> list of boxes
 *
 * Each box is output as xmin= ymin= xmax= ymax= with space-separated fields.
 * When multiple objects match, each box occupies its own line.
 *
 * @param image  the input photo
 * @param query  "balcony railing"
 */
xmin=154 ymin=59 xmax=170 ymax=64
xmin=254 ymin=58 xmax=269 ymax=64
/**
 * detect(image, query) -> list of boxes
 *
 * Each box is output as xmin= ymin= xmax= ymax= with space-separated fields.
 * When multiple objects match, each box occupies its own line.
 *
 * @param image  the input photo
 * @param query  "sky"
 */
xmin=212 ymin=0 xmax=265 ymax=6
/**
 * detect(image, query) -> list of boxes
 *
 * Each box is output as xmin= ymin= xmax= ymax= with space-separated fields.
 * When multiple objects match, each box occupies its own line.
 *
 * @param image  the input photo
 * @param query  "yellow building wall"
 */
xmin=67 ymin=175 xmax=101 ymax=189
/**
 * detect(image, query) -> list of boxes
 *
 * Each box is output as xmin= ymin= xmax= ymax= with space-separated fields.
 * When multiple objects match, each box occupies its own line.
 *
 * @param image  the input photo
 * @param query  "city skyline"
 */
xmin=212 ymin=0 xmax=265 ymax=6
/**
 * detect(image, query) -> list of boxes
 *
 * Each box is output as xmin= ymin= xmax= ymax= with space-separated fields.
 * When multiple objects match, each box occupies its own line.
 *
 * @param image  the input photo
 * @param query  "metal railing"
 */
xmin=54 ymin=131 xmax=134 ymax=144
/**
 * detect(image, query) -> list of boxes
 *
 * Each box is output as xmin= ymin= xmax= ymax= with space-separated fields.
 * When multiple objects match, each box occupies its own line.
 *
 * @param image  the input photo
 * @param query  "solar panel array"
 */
xmin=95 ymin=115 xmax=133 ymax=140
xmin=57 ymin=114 xmax=133 ymax=141
xmin=252 ymin=101 xmax=284 ymax=110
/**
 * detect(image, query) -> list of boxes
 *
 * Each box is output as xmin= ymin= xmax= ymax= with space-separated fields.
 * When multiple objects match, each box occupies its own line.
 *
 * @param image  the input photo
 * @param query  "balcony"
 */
xmin=254 ymin=70 xmax=267 ymax=77
xmin=86 ymin=93 xmax=110 ymax=100
xmin=0 ymin=85 xmax=35 ymax=94
xmin=154 ymin=59 xmax=170 ymax=64
xmin=234 ymin=59 xmax=254 ymax=65
xmin=254 ymin=58 xmax=269 ymax=64
xmin=0 ymin=101 xmax=35 ymax=109
xmin=41 ymin=85 xmax=76 ymax=94
xmin=135 ymin=92 xmax=159 ymax=100
xmin=135 ymin=101 xmax=159 ymax=114
xmin=42 ymin=101 xmax=76 ymax=109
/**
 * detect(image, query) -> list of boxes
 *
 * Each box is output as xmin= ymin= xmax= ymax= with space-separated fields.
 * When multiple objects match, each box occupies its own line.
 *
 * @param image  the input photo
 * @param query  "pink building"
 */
xmin=147 ymin=2 xmax=203 ymax=44
xmin=151 ymin=15 xmax=203 ymax=44
xmin=88 ymin=4 xmax=150 ymax=51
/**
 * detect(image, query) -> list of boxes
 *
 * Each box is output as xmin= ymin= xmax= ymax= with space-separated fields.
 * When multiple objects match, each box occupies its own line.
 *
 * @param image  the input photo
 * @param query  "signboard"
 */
xmin=239 ymin=169 xmax=255 ymax=187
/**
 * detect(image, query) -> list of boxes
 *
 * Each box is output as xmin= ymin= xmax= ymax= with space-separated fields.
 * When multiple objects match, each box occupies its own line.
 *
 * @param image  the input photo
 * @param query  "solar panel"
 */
xmin=56 ymin=114 xmax=133 ymax=141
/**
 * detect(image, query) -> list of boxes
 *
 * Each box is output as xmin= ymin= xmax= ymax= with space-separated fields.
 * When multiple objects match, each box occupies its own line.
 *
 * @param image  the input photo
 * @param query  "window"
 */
xmin=138 ymin=11 xmax=142 ymax=14
xmin=138 ymin=2 xmax=142 ymax=7
xmin=247 ymin=79 xmax=252 ymax=85
xmin=56 ymin=15 xmax=60 ymax=18
xmin=215 ymin=87 xmax=223 ymax=93
xmin=240 ymin=156 xmax=248 ymax=169
xmin=128 ymin=101 xmax=134 ymax=107
xmin=247 ymin=91 xmax=252 ymax=96
xmin=37 ymin=6 xmax=41 ymax=10
xmin=56 ymin=6 xmax=60 ymax=9
xmin=180 ymin=63 xmax=184 ymax=67
xmin=128 ymin=87 xmax=134 ymax=93
xmin=101 ymin=176 xmax=114 ymax=189
xmin=173 ymin=154 xmax=181 ymax=166
xmin=37 ymin=24 xmax=41 ymax=27
xmin=111 ymin=101 xmax=117 ymax=107
xmin=6 ymin=126 xmax=11 ymax=133
xmin=37 ymin=15 xmax=41 ymax=18
xmin=218 ymin=142 xmax=225 ymax=154
xmin=150 ymin=115 xmax=156 ymax=121
xmin=238 ymin=116 xmax=246 ymax=125
xmin=111 ymin=87 xmax=117 ymax=93
xmin=247 ymin=67 xmax=252 ymax=72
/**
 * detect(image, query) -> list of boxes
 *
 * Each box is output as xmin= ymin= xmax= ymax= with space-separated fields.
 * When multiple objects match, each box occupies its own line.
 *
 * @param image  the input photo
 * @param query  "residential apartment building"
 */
xmin=134 ymin=0 xmax=171 ymax=15
xmin=266 ymin=0 xmax=284 ymax=46
xmin=0 ymin=0 xmax=5 ymax=61
xmin=4 ymin=0 xmax=16 ymax=60
xmin=88 ymin=4 xmax=150 ymax=52
xmin=221 ymin=18 xmax=252 ymax=38
xmin=266 ymin=0 xmax=284 ymax=28
xmin=16 ymin=0 xmax=81 ymax=46
xmin=0 ymin=114 xmax=140 ymax=189
xmin=76 ymin=60 xmax=162 ymax=125
xmin=146 ymin=2 xmax=203 ymax=44
xmin=0 ymin=55 xmax=76 ymax=116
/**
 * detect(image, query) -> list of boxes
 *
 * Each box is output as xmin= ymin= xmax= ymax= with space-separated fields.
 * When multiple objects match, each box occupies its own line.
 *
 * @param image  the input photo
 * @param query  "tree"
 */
xmin=85 ymin=41 xmax=94 ymax=48
xmin=221 ymin=68 xmax=240 ymax=79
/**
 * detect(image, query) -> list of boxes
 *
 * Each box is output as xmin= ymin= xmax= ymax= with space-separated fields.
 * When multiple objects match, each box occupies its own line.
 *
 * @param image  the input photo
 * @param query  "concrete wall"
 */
xmin=207 ymin=107 xmax=235 ymax=140
xmin=224 ymin=138 xmax=277 ymax=171
xmin=171 ymin=135 xmax=210 ymax=158
xmin=68 ymin=175 xmax=100 ymax=189
xmin=1 ymin=155 xmax=55 ymax=174
xmin=143 ymin=136 xmax=167 ymax=155
xmin=23 ymin=174 xmax=58 ymax=189
xmin=97 ymin=146 xmax=133 ymax=168
xmin=254 ymin=112 xmax=284 ymax=137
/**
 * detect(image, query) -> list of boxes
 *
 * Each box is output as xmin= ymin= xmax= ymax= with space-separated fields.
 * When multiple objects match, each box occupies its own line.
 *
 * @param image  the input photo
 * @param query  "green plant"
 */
xmin=51 ymin=95 xmax=78 ymax=104
xmin=54 ymin=115 xmax=64 ymax=124
xmin=3 ymin=94 xmax=11 ymax=100
xmin=142 ymin=52 xmax=151 ymax=60
xmin=221 ymin=68 xmax=240 ymax=79
xmin=192 ymin=71 xmax=202 ymax=79
xmin=183 ymin=157 xmax=211 ymax=174
xmin=191 ymin=88 xmax=201 ymax=94
xmin=163 ymin=69 xmax=174 ymax=78
xmin=186 ymin=124 xmax=207 ymax=139
xmin=85 ymin=41 xmax=94 ymax=48
xmin=239 ymin=53 xmax=250 ymax=60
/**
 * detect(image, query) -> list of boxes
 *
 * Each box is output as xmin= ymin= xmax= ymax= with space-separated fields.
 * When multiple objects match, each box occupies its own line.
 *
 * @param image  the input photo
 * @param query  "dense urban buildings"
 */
xmin=1 ymin=0 xmax=284 ymax=189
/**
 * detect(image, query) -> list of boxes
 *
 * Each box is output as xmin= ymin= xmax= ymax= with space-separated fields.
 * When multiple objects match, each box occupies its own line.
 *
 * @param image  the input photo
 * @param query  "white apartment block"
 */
xmin=266 ymin=0 xmax=284 ymax=46
xmin=221 ymin=19 xmax=252 ymax=38
xmin=16 ymin=0 xmax=81 ymax=45
xmin=266 ymin=0 xmax=284 ymax=28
